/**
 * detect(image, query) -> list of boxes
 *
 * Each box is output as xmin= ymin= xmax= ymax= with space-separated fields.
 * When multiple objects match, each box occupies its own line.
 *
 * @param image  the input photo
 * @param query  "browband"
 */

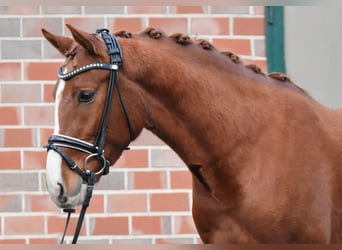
xmin=58 ymin=63 xmax=119 ymax=80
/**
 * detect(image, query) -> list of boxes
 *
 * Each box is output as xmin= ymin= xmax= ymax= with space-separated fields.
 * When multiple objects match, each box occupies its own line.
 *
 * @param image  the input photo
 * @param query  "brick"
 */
xmin=132 ymin=216 xmax=171 ymax=235
xmin=0 ymin=6 xmax=39 ymax=15
xmin=253 ymin=6 xmax=265 ymax=15
xmin=150 ymin=193 xmax=190 ymax=212
xmin=148 ymin=17 xmax=188 ymax=34
xmin=0 ymin=238 xmax=26 ymax=244
xmin=150 ymin=148 xmax=186 ymax=168
xmin=108 ymin=18 xmax=144 ymax=33
xmin=233 ymin=17 xmax=265 ymax=36
xmin=253 ymin=38 xmax=266 ymax=57
xmin=107 ymin=193 xmax=147 ymax=213
xmin=0 ymin=18 xmax=20 ymax=37
xmin=114 ymin=149 xmax=148 ymax=168
xmin=5 ymin=216 xmax=45 ymax=235
xmin=170 ymin=170 xmax=192 ymax=189
xmin=212 ymin=38 xmax=251 ymax=56
xmin=42 ymin=6 xmax=82 ymax=15
xmin=24 ymin=194 xmax=59 ymax=212
xmin=0 ymin=194 xmax=22 ymax=212
xmin=40 ymin=173 xmax=48 ymax=192
xmin=210 ymin=6 xmax=250 ymax=14
xmin=3 ymin=128 xmax=35 ymax=147
xmin=1 ymin=84 xmax=41 ymax=103
xmin=89 ymin=216 xmax=129 ymax=235
xmin=131 ymin=129 xmax=165 ymax=146
xmin=29 ymin=238 xmax=59 ymax=244
xmin=128 ymin=171 xmax=167 ymax=190
xmin=24 ymin=62 xmax=61 ymax=81
xmin=0 ymin=106 xmax=21 ymax=125
xmin=0 ymin=62 xmax=21 ymax=81
xmin=43 ymin=40 xmax=65 ymax=59
xmin=64 ymin=18 xmax=105 ymax=34
xmin=191 ymin=17 xmax=229 ymax=36
xmin=39 ymin=128 xmax=54 ymax=147
xmin=87 ymin=193 xmax=105 ymax=213
xmin=2 ymin=40 xmax=41 ymax=59
xmin=173 ymin=215 xmax=197 ymax=234
xmin=77 ymin=238 xmax=110 ymax=244
xmin=0 ymin=172 xmax=39 ymax=192
xmin=127 ymin=6 xmax=167 ymax=14
xmin=95 ymin=171 xmax=125 ymax=190
xmin=242 ymin=58 xmax=267 ymax=73
xmin=0 ymin=151 xmax=21 ymax=169
xmin=23 ymin=150 xmax=46 ymax=169
xmin=23 ymin=105 xmax=54 ymax=126
xmin=23 ymin=18 xmax=63 ymax=37
xmin=43 ymin=83 xmax=55 ymax=103
xmin=172 ymin=6 xmax=206 ymax=14
xmin=47 ymin=215 xmax=86 ymax=236
xmin=84 ymin=6 xmax=124 ymax=14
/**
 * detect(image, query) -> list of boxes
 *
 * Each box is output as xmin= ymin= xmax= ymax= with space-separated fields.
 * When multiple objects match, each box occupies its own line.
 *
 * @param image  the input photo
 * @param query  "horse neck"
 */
xmin=121 ymin=38 xmax=271 ymax=166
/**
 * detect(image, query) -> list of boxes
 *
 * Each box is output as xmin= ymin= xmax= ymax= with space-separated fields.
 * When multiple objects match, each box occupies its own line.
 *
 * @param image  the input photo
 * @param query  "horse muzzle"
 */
xmin=44 ymin=134 xmax=110 ymax=208
xmin=44 ymin=134 xmax=111 ymax=180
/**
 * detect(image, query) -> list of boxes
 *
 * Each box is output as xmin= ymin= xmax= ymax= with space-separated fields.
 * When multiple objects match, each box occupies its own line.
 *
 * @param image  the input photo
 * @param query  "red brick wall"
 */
xmin=0 ymin=6 xmax=266 ymax=244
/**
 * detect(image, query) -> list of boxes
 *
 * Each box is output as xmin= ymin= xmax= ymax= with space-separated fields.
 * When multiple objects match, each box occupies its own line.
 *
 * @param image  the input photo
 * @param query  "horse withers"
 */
xmin=42 ymin=24 xmax=342 ymax=243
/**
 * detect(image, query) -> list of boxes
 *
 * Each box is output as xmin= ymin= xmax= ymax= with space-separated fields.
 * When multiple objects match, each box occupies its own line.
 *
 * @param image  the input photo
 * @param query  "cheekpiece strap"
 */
xmin=96 ymin=28 xmax=123 ymax=67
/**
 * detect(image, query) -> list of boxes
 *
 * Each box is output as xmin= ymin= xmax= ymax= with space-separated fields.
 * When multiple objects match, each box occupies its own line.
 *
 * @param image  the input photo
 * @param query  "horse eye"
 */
xmin=78 ymin=90 xmax=95 ymax=103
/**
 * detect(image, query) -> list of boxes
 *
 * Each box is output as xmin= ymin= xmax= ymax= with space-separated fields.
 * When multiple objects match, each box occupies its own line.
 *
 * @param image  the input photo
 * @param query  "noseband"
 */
xmin=44 ymin=28 xmax=134 ymax=244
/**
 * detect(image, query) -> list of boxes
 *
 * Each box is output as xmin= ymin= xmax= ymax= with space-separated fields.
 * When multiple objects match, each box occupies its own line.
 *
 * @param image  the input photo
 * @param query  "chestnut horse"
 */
xmin=42 ymin=24 xmax=342 ymax=243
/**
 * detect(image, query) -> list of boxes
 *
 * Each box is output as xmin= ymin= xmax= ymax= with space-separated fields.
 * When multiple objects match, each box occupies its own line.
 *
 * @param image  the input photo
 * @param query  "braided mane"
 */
xmin=114 ymin=27 xmax=309 ymax=97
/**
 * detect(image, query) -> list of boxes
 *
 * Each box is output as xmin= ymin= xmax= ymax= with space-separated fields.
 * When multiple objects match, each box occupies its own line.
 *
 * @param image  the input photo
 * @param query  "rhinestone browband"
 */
xmin=58 ymin=63 xmax=119 ymax=80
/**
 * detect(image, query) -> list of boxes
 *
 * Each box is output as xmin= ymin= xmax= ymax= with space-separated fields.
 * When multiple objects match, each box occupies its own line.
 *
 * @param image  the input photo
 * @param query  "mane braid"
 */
xmin=116 ymin=27 xmax=310 ymax=98
xmin=169 ymin=33 xmax=193 ymax=46
xmin=221 ymin=51 xmax=242 ymax=64
xmin=246 ymin=64 xmax=265 ymax=76
xmin=195 ymin=39 xmax=214 ymax=50
xmin=140 ymin=27 xmax=165 ymax=39
xmin=114 ymin=30 xmax=132 ymax=38
xmin=268 ymin=72 xmax=311 ymax=97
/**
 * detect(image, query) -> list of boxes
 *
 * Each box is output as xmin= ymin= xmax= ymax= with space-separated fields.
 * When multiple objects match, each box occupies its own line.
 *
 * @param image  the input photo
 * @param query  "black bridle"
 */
xmin=44 ymin=28 xmax=134 ymax=244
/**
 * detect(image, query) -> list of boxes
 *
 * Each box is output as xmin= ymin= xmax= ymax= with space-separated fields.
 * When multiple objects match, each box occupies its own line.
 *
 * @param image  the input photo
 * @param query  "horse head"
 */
xmin=42 ymin=25 xmax=145 ymax=208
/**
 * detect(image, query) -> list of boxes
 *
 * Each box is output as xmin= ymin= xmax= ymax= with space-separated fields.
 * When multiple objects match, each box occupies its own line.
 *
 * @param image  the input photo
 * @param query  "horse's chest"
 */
xmin=192 ymin=177 xmax=258 ymax=243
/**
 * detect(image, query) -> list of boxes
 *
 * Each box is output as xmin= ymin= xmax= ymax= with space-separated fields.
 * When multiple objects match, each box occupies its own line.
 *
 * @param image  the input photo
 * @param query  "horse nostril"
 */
xmin=57 ymin=183 xmax=68 ymax=204
xmin=57 ymin=182 xmax=64 ymax=196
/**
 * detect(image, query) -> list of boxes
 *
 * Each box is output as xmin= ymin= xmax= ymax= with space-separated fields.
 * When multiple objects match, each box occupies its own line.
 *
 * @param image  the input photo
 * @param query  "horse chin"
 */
xmin=46 ymin=150 xmax=88 ymax=208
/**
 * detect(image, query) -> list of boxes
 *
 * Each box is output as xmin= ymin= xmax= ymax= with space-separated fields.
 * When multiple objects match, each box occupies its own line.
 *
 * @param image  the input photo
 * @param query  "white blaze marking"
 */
xmin=46 ymin=78 xmax=65 ymax=202
xmin=54 ymin=79 xmax=65 ymax=134
xmin=46 ymin=150 xmax=63 ymax=204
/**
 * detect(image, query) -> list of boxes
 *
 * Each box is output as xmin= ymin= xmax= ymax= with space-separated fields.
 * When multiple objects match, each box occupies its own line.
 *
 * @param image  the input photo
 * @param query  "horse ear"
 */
xmin=66 ymin=24 xmax=98 ymax=56
xmin=42 ymin=28 xmax=74 ymax=56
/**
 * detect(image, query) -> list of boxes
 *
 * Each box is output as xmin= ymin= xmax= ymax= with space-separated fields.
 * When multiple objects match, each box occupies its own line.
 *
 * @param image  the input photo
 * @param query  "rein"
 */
xmin=44 ymin=28 xmax=133 ymax=244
